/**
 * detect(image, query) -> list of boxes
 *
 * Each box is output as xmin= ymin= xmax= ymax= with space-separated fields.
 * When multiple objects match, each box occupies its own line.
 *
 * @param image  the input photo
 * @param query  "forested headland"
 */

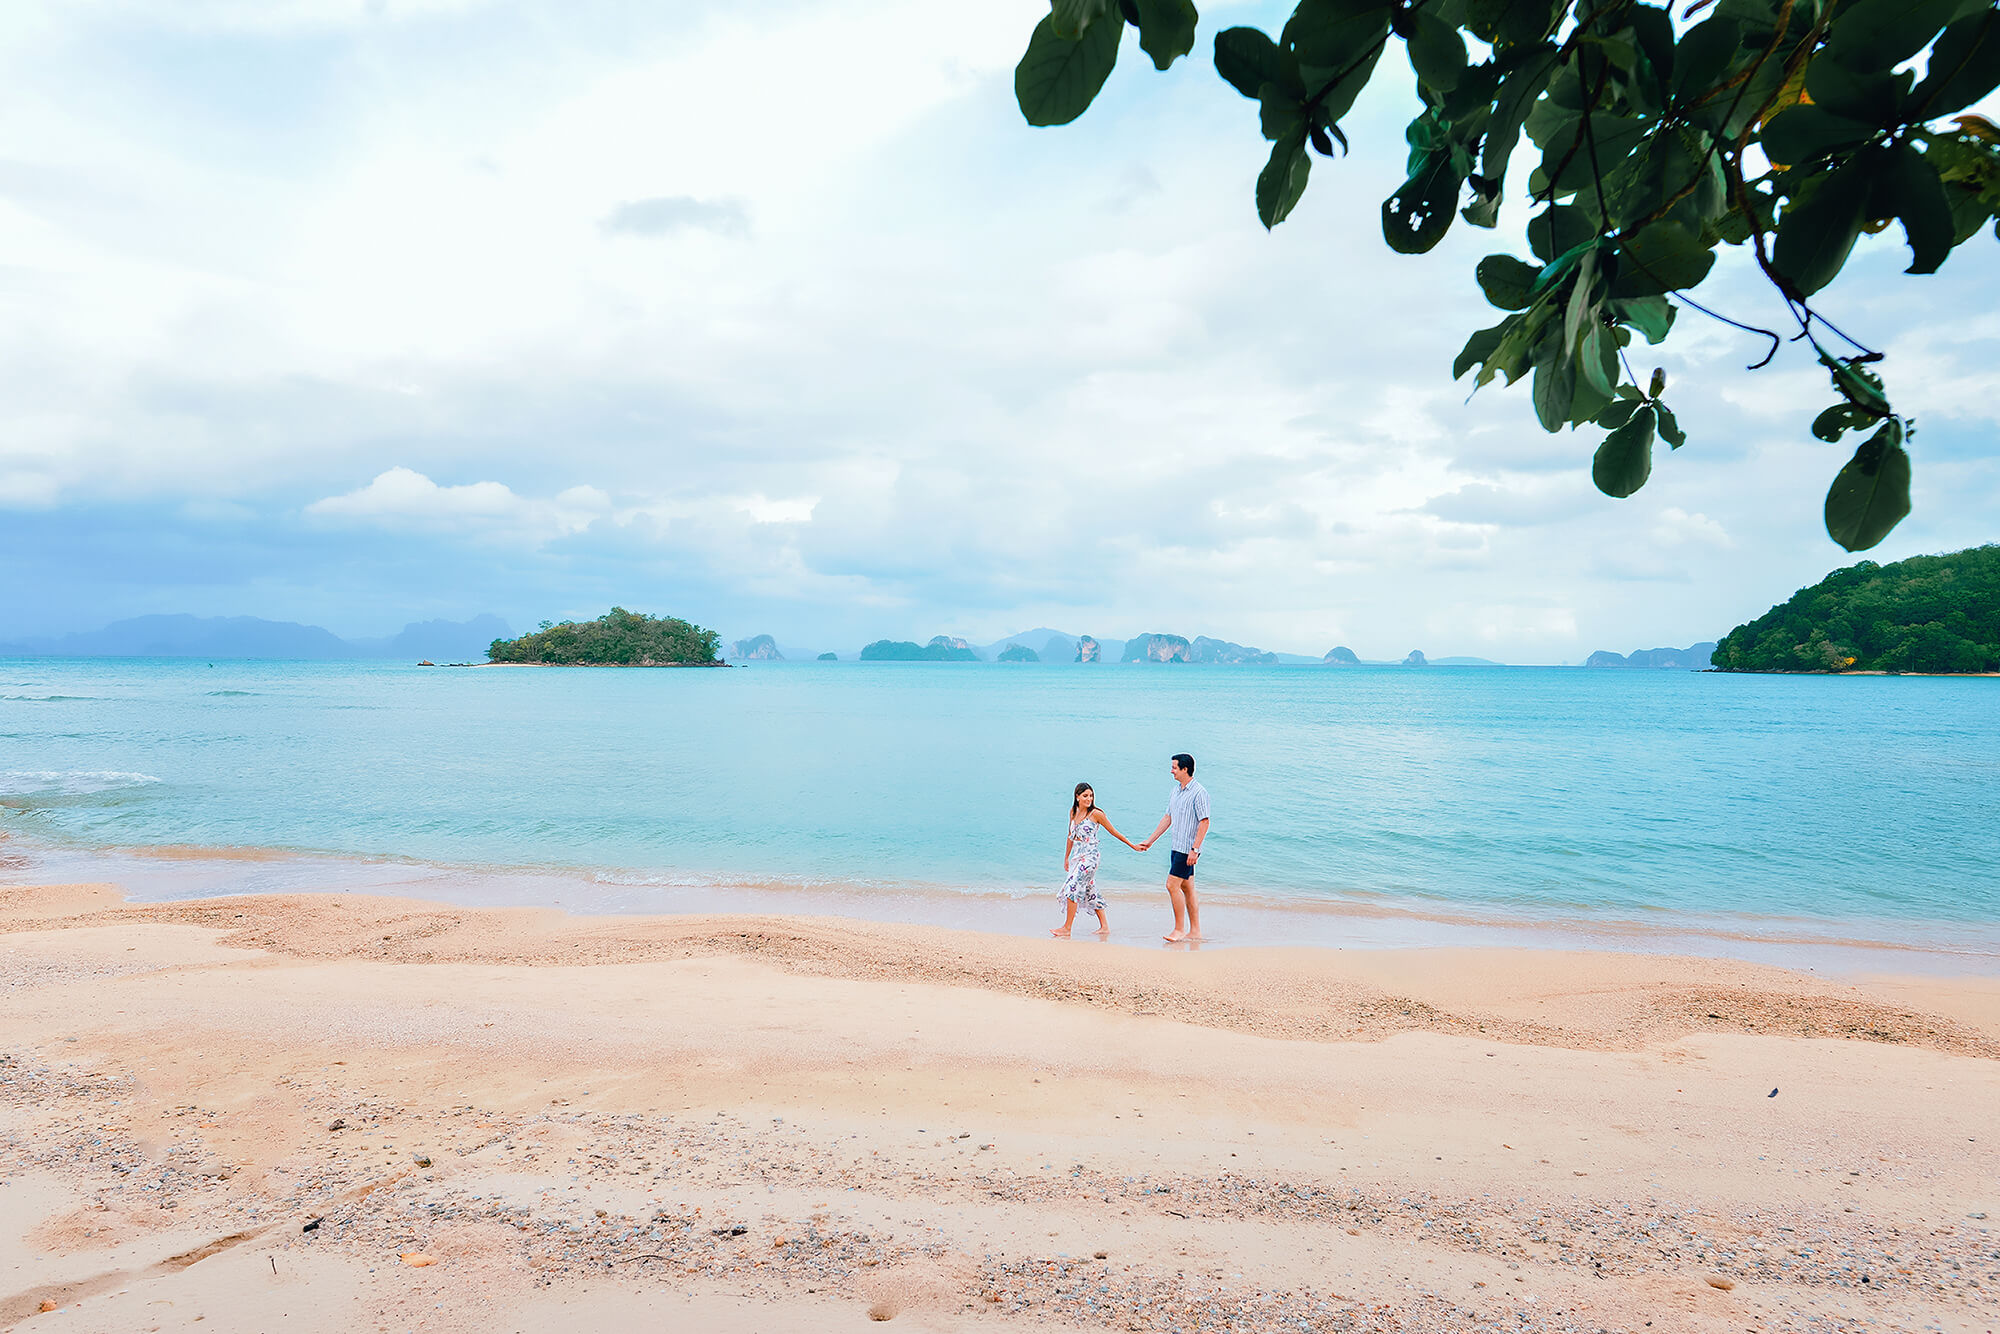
xmin=1713 ymin=546 xmax=2000 ymax=674
xmin=487 ymin=608 xmax=721 ymax=666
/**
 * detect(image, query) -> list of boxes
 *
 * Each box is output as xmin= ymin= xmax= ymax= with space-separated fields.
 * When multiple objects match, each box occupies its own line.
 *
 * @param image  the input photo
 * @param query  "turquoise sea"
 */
xmin=3 ymin=658 xmax=1997 ymax=968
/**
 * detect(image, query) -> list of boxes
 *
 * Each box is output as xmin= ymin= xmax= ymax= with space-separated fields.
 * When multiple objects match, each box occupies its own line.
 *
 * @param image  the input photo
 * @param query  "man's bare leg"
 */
xmin=1183 ymin=880 xmax=1202 ymax=940
xmin=1163 ymin=875 xmax=1191 ymax=942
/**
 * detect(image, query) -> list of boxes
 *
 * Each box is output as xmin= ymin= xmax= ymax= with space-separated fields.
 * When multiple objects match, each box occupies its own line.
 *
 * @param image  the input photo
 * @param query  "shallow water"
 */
xmin=2 ymin=657 xmax=1996 ymax=965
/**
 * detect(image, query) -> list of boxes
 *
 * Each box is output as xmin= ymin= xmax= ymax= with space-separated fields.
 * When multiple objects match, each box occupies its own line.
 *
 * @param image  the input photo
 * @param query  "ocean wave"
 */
xmin=0 ymin=769 xmax=164 ymax=797
xmin=205 ymin=690 xmax=258 ymax=697
xmin=1 ymin=694 xmax=97 ymax=702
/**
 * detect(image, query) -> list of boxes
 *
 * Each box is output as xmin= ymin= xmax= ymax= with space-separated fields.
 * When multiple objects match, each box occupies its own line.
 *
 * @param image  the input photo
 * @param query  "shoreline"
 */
xmin=5 ymin=832 xmax=1997 ymax=978
xmin=3 ymin=881 xmax=1997 ymax=1331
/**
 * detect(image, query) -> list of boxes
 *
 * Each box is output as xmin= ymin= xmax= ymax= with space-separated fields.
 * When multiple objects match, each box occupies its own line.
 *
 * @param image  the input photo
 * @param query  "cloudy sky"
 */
xmin=3 ymin=0 xmax=1996 ymax=662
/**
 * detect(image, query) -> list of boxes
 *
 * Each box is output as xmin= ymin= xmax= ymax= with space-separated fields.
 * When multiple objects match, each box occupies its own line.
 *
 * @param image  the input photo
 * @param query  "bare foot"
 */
xmin=1049 ymin=927 xmax=1071 ymax=938
xmin=1162 ymin=929 xmax=1189 ymax=942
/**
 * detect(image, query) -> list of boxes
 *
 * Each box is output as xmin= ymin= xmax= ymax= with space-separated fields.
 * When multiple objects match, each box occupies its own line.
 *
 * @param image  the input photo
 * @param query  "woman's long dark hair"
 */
xmin=1071 ymin=781 xmax=1103 ymax=821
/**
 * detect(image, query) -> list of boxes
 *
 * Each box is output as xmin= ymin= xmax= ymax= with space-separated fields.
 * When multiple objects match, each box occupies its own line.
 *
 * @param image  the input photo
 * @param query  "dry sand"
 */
xmin=2 ymin=881 xmax=1996 ymax=1333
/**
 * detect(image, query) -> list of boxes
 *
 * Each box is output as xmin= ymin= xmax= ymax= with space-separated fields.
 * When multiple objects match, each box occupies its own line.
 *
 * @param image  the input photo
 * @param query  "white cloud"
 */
xmin=736 ymin=494 xmax=818 ymax=524
xmin=306 ymin=466 xmax=608 ymax=538
xmin=2 ymin=0 xmax=1996 ymax=656
xmin=1653 ymin=507 xmax=1733 ymax=548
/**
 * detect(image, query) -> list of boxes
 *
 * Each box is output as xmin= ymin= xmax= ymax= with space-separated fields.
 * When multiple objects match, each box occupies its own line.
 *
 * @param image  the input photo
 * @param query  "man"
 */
xmin=1138 ymin=752 xmax=1210 ymax=943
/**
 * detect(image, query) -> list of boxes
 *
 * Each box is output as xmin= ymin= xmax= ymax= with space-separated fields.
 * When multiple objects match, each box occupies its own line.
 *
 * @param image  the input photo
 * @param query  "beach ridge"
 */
xmin=4 ymin=883 xmax=1998 ymax=1331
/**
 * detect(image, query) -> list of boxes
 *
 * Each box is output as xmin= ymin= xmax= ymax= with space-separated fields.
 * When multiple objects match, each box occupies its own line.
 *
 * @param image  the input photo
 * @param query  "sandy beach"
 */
xmin=3 ymin=882 xmax=1997 ymax=1333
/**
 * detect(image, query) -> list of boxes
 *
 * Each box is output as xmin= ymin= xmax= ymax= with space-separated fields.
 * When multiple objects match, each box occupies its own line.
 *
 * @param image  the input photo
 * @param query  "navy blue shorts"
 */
xmin=1170 ymin=850 xmax=1197 ymax=881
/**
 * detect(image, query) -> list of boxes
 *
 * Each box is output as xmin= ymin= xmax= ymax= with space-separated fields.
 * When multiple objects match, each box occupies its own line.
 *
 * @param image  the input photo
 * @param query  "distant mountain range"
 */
xmin=1586 ymin=642 xmax=1717 ymax=669
xmin=12 ymin=614 xmax=1700 ymax=668
xmin=0 ymin=614 xmax=512 ymax=662
xmin=722 ymin=626 xmax=1509 ymax=666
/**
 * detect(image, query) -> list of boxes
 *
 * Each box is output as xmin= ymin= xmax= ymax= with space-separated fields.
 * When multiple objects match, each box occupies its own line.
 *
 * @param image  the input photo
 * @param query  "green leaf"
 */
xmin=1873 ymin=144 xmax=1955 ymax=274
xmin=1257 ymin=130 xmax=1313 ymax=228
xmin=1261 ymin=86 xmax=1305 ymax=139
xmin=1656 ymin=401 xmax=1686 ymax=449
xmin=1531 ymin=329 xmax=1574 ymax=432
xmin=1481 ymin=44 xmax=1560 ymax=187
xmin=1284 ymin=0 xmax=1394 ymax=85
xmin=1824 ymin=422 xmax=1912 ymax=552
xmin=1016 ymin=13 xmax=1125 ymax=126
xmin=1909 ymin=10 xmax=2000 ymax=118
xmin=1406 ymin=10 xmax=1468 ymax=93
xmin=1382 ymin=150 xmax=1463 ymax=253
xmin=1597 ymin=397 xmax=1643 ymax=428
xmin=1593 ymin=404 xmax=1657 ymax=497
xmin=1461 ymin=175 xmax=1502 ymax=228
xmin=1773 ymin=164 xmax=1871 ymax=296
xmin=1826 ymin=0 xmax=1963 ymax=73
xmin=1528 ymin=203 xmax=1593 ymax=261
xmin=1441 ymin=58 xmax=1503 ymax=120
xmin=1493 ymin=0 xmax=1566 ymax=48
xmin=1475 ymin=254 xmax=1541 ymax=309
xmin=1578 ymin=320 xmax=1619 ymax=401
xmin=1670 ymin=18 xmax=1742 ymax=110
xmin=1803 ymin=58 xmax=1913 ymax=126
xmin=1595 ymin=125 xmax=1714 ymax=233
xmin=1454 ymin=321 xmax=1509 ymax=378
xmin=1628 ymin=3 xmax=1676 ymax=104
xmin=1052 ymin=0 xmax=1114 ymax=40
xmin=1761 ymin=105 xmax=1877 ymax=167
xmin=1562 ymin=248 xmax=1600 ymax=353
xmin=1816 ymin=342 xmax=1892 ymax=415
xmin=1614 ymin=294 xmax=1675 ymax=343
xmin=1214 ymin=26 xmax=1282 ymax=97
xmin=1614 ymin=222 xmax=1717 ymax=296
xmin=1812 ymin=402 xmax=1877 ymax=442
xmin=1539 ymin=113 xmax=1650 ymax=199
xmin=1133 ymin=0 xmax=1198 ymax=69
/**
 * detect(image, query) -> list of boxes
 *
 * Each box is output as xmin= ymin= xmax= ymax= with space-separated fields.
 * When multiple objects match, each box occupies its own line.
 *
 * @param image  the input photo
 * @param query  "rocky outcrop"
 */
xmin=1401 ymin=650 xmax=1429 ymax=667
xmin=928 ymin=635 xmax=974 ymax=653
xmin=817 ymin=652 xmax=838 ymax=661
xmin=1322 ymin=646 xmax=1361 ymax=665
xmin=1189 ymin=636 xmax=1279 ymax=665
xmin=731 ymin=634 xmax=784 ymax=661
xmin=1588 ymin=642 xmax=1717 ymax=669
xmin=1075 ymin=635 xmax=1101 ymax=663
xmin=997 ymin=644 xmax=1040 ymax=662
xmin=1122 ymin=633 xmax=1193 ymax=663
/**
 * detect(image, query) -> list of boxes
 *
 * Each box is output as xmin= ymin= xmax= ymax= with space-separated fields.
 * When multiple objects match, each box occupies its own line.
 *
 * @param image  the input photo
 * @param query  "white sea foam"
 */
xmin=0 ymin=769 xmax=164 ymax=797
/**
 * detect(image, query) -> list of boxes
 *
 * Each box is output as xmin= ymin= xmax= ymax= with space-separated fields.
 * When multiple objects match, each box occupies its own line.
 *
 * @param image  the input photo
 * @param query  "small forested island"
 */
xmin=997 ymin=644 xmax=1039 ymax=662
xmin=487 ymin=608 xmax=721 ymax=666
xmin=1714 ymin=545 xmax=2000 ymax=674
xmin=859 ymin=637 xmax=980 ymax=662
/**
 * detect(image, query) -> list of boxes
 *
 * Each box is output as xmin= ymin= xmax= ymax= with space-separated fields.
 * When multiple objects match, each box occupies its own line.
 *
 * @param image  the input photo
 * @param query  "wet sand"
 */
xmin=3 ymin=881 xmax=1997 ymax=1332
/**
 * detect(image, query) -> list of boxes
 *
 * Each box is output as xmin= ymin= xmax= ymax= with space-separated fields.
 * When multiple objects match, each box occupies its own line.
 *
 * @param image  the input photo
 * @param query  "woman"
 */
xmin=1051 ymin=781 xmax=1138 ymax=937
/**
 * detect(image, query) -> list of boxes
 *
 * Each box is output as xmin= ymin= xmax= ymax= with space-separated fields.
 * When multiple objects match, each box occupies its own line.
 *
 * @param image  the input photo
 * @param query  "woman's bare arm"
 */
xmin=1092 ymin=809 xmax=1138 ymax=849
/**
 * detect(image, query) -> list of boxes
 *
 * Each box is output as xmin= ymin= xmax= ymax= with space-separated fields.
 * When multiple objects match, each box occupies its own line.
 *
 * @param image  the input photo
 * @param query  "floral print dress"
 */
xmin=1062 ymin=817 xmax=1105 ymax=911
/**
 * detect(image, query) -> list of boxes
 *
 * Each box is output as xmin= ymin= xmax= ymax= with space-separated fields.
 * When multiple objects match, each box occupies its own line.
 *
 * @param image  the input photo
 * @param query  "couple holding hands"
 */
xmin=1053 ymin=752 xmax=1211 ymax=943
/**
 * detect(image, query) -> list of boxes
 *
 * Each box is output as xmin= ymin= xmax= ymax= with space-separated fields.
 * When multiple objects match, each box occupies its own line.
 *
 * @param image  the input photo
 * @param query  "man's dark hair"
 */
xmin=1172 ymin=753 xmax=1195 ymax=777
